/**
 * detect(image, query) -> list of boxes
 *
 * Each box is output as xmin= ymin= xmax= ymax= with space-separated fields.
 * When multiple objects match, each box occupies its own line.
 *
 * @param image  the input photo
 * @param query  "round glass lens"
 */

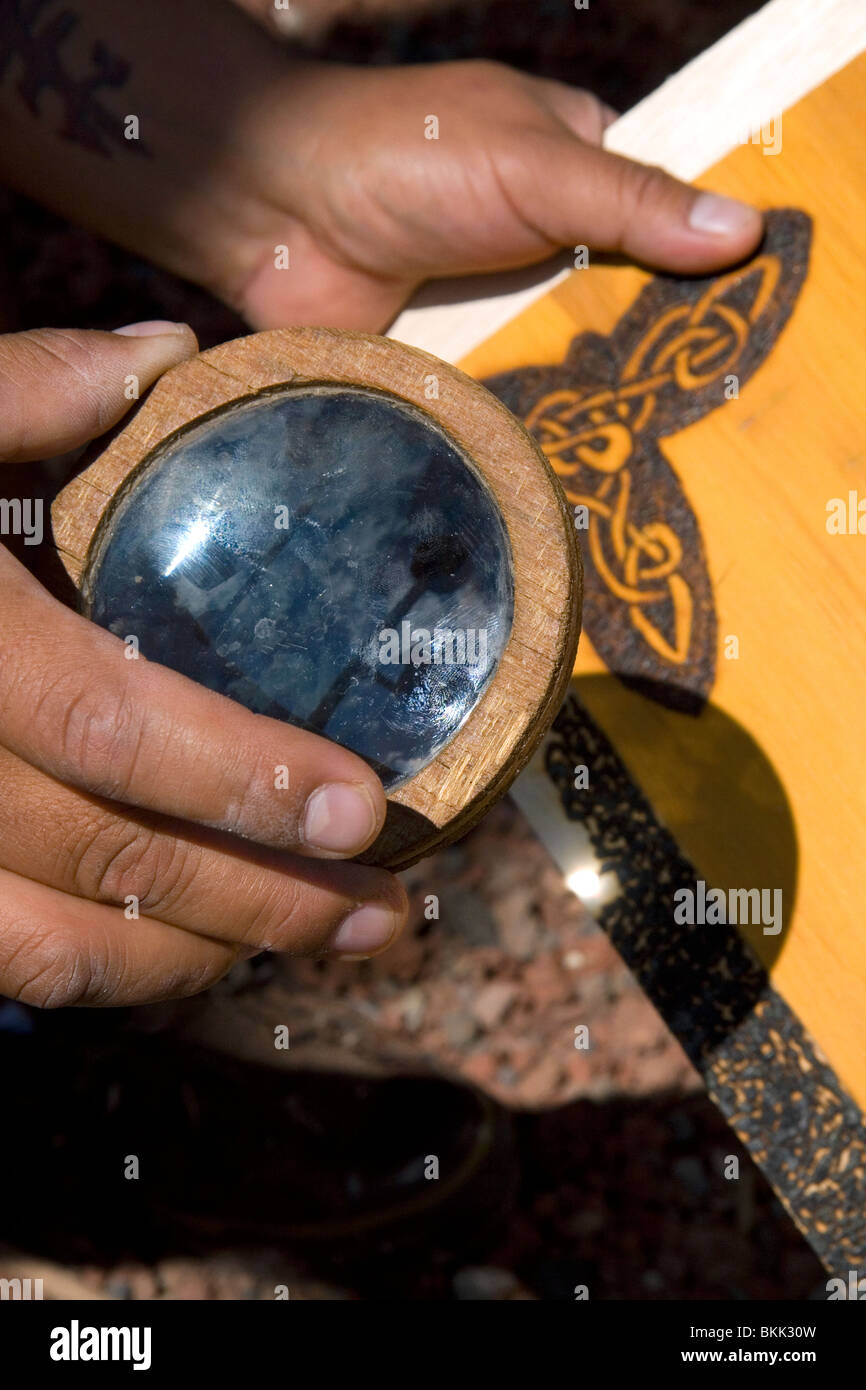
xmin=84 ymin=386 xmax=515 ymax=787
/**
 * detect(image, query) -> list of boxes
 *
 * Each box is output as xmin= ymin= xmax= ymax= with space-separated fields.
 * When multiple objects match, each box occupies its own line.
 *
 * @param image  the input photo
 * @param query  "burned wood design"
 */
xmin=485 ymin=209 xmax=812 ymax=711
xmin=545 ymin=690 xmax=866 ymax=1274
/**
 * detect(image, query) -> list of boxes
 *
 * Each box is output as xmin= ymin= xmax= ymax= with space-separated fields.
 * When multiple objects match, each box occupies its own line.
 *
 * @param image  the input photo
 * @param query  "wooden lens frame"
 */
xmin=52 ymin=328 xmax=581 ymax=869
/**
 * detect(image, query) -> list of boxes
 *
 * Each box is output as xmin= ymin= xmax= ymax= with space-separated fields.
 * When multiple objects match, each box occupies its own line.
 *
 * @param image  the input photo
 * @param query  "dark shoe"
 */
xmin=0 ymin=1034 xmax=517 ymax=1272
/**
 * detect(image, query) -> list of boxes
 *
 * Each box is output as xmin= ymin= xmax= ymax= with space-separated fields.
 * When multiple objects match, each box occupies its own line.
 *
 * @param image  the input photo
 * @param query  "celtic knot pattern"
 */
xmin=484 ymin=210 xmax=812 ymax=710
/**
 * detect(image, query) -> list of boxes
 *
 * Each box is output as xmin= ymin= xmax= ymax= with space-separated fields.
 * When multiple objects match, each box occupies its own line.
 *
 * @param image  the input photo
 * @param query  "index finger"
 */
xmin=0 ymin=547 xmax=387 ymax=857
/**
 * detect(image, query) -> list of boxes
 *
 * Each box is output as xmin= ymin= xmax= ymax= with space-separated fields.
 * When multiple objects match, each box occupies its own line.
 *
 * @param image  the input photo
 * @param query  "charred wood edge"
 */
xmin=545 ymin=691 xmax=866 ymax=1277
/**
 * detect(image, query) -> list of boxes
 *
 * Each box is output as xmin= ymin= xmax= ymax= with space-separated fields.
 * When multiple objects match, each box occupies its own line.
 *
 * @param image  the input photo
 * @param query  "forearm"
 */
xmin=0 ymin=0 xmax=306 ymax=299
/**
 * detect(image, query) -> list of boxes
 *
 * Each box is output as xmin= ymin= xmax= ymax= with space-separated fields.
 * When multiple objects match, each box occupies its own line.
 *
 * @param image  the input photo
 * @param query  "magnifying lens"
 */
xmin=52 ymin=328 xmax=581 ymax=868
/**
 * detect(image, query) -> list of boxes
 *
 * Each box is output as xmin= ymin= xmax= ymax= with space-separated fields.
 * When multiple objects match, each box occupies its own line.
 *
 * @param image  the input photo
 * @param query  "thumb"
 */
xmin=0 ymin=321 xmax=198 ymax=463
xmin=534 ymin=134 xmax=764 ymax=273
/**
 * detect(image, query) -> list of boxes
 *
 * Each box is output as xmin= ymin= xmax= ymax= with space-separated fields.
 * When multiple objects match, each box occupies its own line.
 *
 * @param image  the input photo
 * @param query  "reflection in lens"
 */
xmin=85 ymin=387 xmax=515 ymax=787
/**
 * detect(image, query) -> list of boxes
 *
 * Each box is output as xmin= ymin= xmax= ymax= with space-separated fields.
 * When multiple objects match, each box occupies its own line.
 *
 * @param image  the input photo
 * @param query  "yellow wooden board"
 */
xmin=460 ymin=56 xmax=866 ymax=1113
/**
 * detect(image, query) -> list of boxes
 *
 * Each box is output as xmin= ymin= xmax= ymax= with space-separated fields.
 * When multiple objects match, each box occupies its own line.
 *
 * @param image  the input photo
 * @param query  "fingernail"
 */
xmin=302 ymin=782 xmax=378 ymax=853
xmin=112 ymin=320 xmax=191 ymax=337
xmin=688 ymin=192 xmax=761 ymax=237
xmin=331 ymin=904 xmax=398 ymax=958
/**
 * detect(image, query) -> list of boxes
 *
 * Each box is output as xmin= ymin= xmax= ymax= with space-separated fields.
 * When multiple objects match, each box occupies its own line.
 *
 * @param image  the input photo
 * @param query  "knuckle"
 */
xmin=621 ymin=160 xmax=669 ymax=221
xmin=220 ymin=749 xmax=267 ymax=830
xmin=5 ymin=925 xmax=103 ymax=1009
xmin=43 ymin=670 xmax=144 ymax=800
xmin=219 ymin=741 xmax=297 ymax=841
xmin=239 ymin=876 xmax=311 ymax=952
xmin=1 ymin=911 xmax=232 ymax=1009
xmin=0 ymin=330 xmax=113 ymax=460
xmin=25 ymin=330 xmax=115 ymax=433
xmin=70 ymin=818 xmax=201 ymax=918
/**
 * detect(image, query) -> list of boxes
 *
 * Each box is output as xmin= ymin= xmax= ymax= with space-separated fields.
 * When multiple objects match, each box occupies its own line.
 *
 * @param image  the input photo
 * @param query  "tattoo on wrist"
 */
xmin=0 ymin=0 xmax=151 ymax=157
